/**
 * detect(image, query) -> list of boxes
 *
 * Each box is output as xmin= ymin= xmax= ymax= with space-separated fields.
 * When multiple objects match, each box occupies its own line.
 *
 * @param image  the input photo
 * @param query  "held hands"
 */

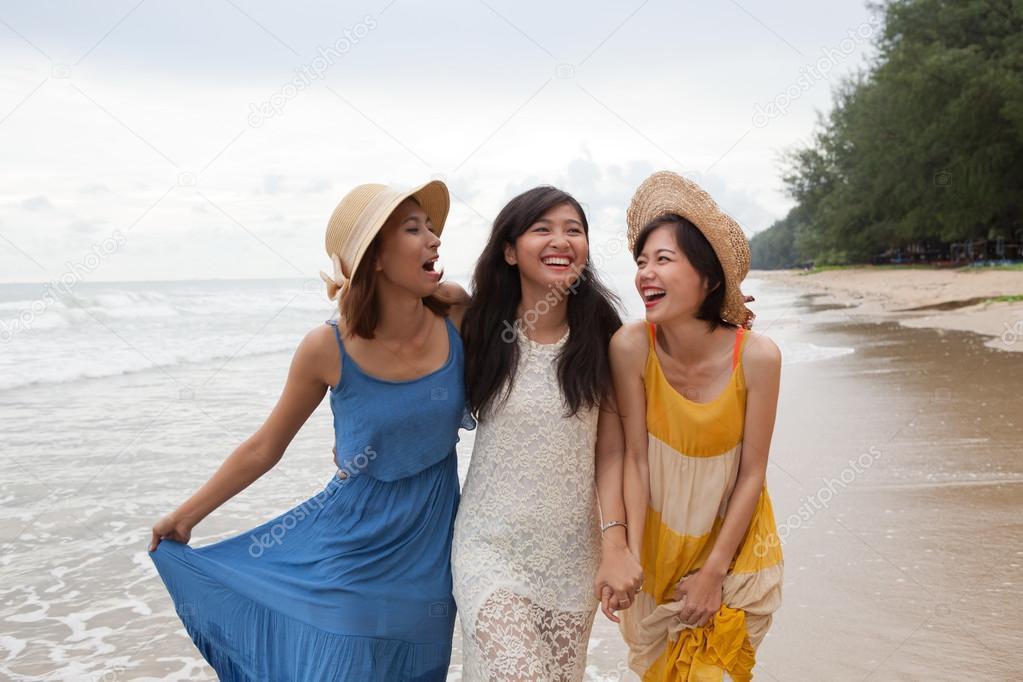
xmin=673 ymin=568 xmax=725 ymax=628
xmin=149 ymin=513 xmax=193 ymax=552
xmin=593 ymin=543 xmax=644 ymax=623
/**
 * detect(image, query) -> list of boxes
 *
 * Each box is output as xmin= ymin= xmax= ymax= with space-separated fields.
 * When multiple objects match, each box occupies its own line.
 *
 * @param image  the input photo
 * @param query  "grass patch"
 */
xmin=798 ymin=263 xmax=939 ymax=276
xmin=984 ymin=294 xmax=1023 ymax=304
xmin=795 ymin=262 xmax=1023 ymax=276
xmin=958 ymin=262 xmax=1023 ymax=272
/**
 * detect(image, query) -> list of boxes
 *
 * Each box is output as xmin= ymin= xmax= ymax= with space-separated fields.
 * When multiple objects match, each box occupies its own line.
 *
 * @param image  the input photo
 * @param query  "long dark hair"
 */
xmin=462 ymin=186 xmax=623 ymax=420
xmin=632 ymin=213 xmax=735 ymax=330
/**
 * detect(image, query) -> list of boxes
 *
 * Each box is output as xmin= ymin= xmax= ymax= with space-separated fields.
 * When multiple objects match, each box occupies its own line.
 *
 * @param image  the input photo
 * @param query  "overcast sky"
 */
xmin=0 ymin=0 xmax=879 ymax=284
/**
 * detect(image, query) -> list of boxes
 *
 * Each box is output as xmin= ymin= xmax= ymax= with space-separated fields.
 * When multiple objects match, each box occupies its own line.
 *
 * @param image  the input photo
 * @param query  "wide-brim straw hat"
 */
xmin=626 ymin=171 xmax=752 ymax=327
xmin=321 ymin=179 xmax=449 ymax=300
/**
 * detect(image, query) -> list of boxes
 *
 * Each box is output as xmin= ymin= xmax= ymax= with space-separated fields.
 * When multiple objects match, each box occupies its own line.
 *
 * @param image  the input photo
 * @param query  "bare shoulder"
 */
xmin=294 ymin=322 xmax=341 ymax=386
xmin=301 ymin=322 xmax=340 ymax=356
xmin=610 ymin=320 xmax=650 ymax=368
xmin=611 ymin=320 xmax=649 ymax=350
xmin=742 ymin=330 xmax=781 ymax=384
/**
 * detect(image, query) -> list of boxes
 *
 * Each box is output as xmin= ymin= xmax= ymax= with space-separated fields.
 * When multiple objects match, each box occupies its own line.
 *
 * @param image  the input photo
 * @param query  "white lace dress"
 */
xmin=452 ymin=327 xmax=601 ymax=682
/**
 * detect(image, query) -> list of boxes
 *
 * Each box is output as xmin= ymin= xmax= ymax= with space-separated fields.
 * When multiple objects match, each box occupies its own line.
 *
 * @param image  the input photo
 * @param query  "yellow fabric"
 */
xmin=645 ymin=372 xmax=745 ymax=457
xmin=620 ymin=325 xmax=783 ymax=681
xmin=731 ymin=491 xmax=783 ymax=574
xmin=642 ymin=506 xmax=722 ymax=600
xmin=646 ymin=607 xmax=756 ymax=682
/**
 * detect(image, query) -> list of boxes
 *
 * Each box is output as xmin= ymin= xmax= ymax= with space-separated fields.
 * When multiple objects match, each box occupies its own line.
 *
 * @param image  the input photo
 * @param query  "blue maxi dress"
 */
xmin=150 ymin=316 xmax=474 ymax=681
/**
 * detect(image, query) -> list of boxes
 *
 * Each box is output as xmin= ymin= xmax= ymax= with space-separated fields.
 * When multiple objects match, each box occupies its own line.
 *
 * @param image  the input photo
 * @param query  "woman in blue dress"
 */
xmin=148 ymin=179 xmax=474 ymax=681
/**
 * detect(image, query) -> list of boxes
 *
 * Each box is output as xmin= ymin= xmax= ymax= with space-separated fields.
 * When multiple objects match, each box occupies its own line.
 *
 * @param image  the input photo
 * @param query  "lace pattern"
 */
xmin=453 ymin=327 xmax=601 ymax=681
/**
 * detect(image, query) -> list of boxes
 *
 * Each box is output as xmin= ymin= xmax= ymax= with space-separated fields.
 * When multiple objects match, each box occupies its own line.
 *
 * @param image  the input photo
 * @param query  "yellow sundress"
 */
xmin=618 ymin=323 xmax=784 ymax=682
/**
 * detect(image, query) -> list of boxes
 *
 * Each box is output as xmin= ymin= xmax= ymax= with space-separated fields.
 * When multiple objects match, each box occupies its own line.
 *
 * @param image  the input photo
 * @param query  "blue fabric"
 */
xmin=327 ymin=317 xmax=476 ymax=481
xmin=150 ymin=316 xmax=475 ymax=681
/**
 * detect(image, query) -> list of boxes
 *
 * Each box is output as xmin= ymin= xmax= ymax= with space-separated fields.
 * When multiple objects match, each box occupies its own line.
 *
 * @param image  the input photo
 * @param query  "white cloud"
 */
xmin=0 ymin=0 xmax=878 ymax=283
xmin=20 ymin=195 xmax=53 ymax=211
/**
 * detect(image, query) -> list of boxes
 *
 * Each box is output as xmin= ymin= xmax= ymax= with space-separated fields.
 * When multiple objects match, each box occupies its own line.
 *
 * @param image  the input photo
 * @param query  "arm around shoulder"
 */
xmin=436 ymin=280 xmax=471 ymax=330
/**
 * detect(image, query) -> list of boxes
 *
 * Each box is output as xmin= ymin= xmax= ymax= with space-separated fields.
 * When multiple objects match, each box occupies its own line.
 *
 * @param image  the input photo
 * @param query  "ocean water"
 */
xmin=0 ymin=279 xmax=333 ymax=392
xmin=0 ymin=276 xmax=852 ymax=394
xmin=0 ymin=276 xmax=862 ymax=680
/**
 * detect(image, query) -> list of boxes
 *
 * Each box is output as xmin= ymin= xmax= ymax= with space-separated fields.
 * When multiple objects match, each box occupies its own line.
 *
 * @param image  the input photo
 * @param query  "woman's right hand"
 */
xmin=149 ymin=513 xmax=193 ymax=552
xmin=594 ymin=541 xmax=644 ymax=622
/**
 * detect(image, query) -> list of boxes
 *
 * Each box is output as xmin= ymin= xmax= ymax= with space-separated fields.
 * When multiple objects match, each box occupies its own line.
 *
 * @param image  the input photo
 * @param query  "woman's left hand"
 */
xmin=673 ymin=568 xmax=724 ymax=627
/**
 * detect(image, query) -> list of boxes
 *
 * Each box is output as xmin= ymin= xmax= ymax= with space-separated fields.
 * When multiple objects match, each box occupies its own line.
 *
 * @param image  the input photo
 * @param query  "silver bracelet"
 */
xmin=600 ymin=520 xmax=628 ymax=536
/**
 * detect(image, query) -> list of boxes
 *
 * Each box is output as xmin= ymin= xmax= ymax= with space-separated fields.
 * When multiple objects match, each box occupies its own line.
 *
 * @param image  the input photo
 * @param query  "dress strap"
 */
xmin=324 ymin=319 xmax=347 ymax=391
xmin=325 ymin=319 xmax=347 ymax=358
xmin=648 ymin=322 xmax=656 ymax=346
xmin=443 ymin=315 xmax=459 ymax=339
xmin=732 ymin=327 xmax=747 ymax=371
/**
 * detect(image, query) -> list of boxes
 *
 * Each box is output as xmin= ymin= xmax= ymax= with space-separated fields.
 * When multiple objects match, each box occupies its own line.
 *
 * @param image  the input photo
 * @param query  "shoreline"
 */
xmin=754 ymin=266 xmax=1023 ymax=353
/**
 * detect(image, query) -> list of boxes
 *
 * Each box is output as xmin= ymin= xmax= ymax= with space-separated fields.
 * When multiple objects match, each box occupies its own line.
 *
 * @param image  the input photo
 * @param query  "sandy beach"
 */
xmin=758 ymin=267 xmax=1023 ymax=353
xmin=1 ymin=276 xmax=1021 ymax=680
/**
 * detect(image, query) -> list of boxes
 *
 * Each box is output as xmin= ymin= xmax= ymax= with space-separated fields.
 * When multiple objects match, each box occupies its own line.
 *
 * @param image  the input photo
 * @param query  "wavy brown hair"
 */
xmin=340 ymin=227 xmax=450 ymax=339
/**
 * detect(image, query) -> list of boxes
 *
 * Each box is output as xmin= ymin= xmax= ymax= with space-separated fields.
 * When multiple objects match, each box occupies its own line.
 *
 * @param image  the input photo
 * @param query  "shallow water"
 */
xmin=1 ymin=277 xmax=1019 ymax=680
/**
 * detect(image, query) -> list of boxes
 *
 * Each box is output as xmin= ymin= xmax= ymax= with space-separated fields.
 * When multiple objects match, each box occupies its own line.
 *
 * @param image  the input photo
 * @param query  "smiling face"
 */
xmin=373 ymin=197 xmax=443 ymax=298
xmin=503 ymin=202 xmax=589 ymax=292
xmin=635 ymin=223 xmax=714 ymax=323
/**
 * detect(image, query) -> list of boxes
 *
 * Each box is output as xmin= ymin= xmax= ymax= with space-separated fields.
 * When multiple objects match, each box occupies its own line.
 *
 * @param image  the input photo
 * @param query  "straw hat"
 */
xmin=626 ymin=171 xmax=752 ymax=327
xmin=320 ymin=179 xmax=449 ymax=301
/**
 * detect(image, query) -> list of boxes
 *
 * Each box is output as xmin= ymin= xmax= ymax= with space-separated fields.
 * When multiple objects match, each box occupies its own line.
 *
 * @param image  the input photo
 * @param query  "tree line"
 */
xmin=751 ymin=0 xmax=1023 ymax=269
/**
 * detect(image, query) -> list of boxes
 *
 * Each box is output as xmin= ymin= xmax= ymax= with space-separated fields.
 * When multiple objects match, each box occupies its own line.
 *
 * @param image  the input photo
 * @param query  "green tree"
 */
xmin=775 ymin=0 xmax=1023 ymax=264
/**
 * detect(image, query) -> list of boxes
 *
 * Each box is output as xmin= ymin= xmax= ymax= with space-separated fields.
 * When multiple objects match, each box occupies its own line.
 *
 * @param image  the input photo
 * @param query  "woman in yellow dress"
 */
xmin=609 ymin=171 xmax=784 ymax=682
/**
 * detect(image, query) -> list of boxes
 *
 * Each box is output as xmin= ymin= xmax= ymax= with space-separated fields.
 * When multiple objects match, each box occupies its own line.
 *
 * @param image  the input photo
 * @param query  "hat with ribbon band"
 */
xmin=321 ymin=180 xmax=450 ymax=301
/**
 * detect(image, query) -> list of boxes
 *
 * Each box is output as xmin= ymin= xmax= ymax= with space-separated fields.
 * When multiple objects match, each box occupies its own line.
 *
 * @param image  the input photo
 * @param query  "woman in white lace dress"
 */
xmin=451 ymin=187 xmax=644 ymax=681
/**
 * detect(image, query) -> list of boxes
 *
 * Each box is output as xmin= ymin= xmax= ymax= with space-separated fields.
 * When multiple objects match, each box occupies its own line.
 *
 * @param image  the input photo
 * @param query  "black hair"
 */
xmin=462 ymin=186 xmax=623 ymax=419
xmin=632 ymin=214 xmax=735 ymax=330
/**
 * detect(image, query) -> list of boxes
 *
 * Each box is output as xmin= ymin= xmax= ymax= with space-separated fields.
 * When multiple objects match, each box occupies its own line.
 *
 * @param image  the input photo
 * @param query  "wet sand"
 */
xmin=1 ymin=279 xmax=1021 ymax=680
xmin=759 ymin=267 xmax=1023 ymax=354
xmin=747 ymin=285 xmax=1022 ymax=680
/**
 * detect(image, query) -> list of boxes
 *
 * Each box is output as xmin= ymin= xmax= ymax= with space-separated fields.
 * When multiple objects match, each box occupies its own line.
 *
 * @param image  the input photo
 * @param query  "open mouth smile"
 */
xmin=642 ymin=286 xmax=666 ymax=308
xmin=541 ymin=255 xmax=573 ymax=271
xmin=423 ymin=256 xmax=441 ymax=279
